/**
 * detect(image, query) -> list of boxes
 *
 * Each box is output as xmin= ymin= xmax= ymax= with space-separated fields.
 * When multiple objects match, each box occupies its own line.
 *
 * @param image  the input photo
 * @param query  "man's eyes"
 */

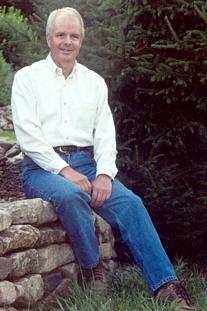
xmin=56 ymin=33 xmax=80 ymax=39
xmin=71 ymin=34 xmax=80 ymax=39
xmin=57 ymin=33 xmax=65 ymax=37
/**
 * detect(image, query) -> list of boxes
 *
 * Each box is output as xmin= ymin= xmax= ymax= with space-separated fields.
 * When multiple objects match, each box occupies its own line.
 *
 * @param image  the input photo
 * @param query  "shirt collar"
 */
xmin=46 ymin=53 xmax=77 ymax=78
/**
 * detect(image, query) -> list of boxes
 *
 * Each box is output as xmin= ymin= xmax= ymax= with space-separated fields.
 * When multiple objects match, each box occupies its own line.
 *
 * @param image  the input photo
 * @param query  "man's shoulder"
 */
xmin=15 ymin=59 xmax=47 ymax=78
xmin=77 ymin=63 xmax=104 ymax=82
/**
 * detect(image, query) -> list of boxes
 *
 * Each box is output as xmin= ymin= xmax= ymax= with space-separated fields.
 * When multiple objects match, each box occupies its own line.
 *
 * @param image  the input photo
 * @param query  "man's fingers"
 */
xmin=90 ymin=188 xmax=98 ymax=207
xmin=80 ymin=180 xmax=92 ymax=194
xmin=90 ymin=175 xmax=112 ymax=208
xmin=90 ymin=189 xmax=108 ymax=208
xmin=60 ymin=166 xmax=92 ymax=194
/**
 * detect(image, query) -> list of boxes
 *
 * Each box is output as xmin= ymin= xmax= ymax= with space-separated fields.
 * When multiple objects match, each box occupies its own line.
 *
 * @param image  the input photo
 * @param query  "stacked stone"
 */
xmin=0 ymin=106 xmax=13 ymax=131
xmin=0 ymin=140 xmax=20 ymax=160
xmin=0 ymin=198 xmax=117 ymax=311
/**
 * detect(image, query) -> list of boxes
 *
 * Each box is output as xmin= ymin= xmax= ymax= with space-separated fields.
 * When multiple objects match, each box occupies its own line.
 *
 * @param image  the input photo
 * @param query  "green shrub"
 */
xmin=79 ymin=0 xmax=207 ymax=262
xmin=0 ymin=50 xmax=13 ymax=106
xmin=0 ymin=0 xmax=35 ymax=16
xmin=0 ymin=6 xmax=39 ymax=68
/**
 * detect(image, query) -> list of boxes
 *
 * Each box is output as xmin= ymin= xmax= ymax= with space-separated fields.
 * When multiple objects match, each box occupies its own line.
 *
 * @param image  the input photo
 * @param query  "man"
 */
xmin=11 ymin=7 xmax=194 ymax=310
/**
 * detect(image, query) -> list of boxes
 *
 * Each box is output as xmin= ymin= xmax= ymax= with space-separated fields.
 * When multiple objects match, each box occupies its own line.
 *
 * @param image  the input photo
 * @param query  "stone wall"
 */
xmin=0 ymin=106 xmax=13 ymax=131
xmin=0 ymin=139 xmax=20 ymax=161
xmin=0 ymin=199 xmax=117 ymax=311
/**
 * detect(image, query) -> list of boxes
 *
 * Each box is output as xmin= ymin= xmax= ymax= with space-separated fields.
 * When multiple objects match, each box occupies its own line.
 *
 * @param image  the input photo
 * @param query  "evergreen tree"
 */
xmin=0 ymin=50 xmax=13 ymax=106
xmin=79 ymin=0 xmax=207 ymax=261
xmin=0 ymin=6 xmax=39 ymax=68
xmin=0 ymin=5 xmax=38 ymax=106
xmin=0 ymin=0 xmax=35 ymax=16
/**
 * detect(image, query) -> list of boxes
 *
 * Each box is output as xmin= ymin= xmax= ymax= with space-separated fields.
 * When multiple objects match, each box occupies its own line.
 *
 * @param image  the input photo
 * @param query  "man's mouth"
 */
xmin=60 ymin=49 xmax=73 ymax=53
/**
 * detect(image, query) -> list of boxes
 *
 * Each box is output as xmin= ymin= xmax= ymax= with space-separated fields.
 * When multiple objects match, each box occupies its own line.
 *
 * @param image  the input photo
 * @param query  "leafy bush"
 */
xmin=0 ymin=6 xmax=39 ymax=68
xmin=0 ymin=0 xmax=35 ymax=16
xmin=0 ymin=5 xmax=41 ymax=106
xmin=79 ymin=0 xmax=207 ymax=262
xmin=0 ymin=50 xmax=13 ymax=106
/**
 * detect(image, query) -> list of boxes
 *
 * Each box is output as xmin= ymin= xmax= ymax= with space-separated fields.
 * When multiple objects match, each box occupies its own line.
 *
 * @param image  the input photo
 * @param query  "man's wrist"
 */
xmin=59 ymin=165 xmax=71 ymax=176
xmin=96 ymin=174 xmax=112 ymax=181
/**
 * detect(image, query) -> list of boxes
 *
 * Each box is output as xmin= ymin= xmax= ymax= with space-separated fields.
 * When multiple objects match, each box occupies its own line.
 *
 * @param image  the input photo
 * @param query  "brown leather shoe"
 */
xmin=78 ymin=260 xmax=107 ymax=292
xmin=155 ymin=281 xmax=195 ymax=310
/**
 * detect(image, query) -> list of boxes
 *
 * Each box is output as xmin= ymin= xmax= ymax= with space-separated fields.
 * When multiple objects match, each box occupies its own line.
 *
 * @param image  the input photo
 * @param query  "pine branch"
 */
xmin=164 ymin=15 xmax=180 ymax=43
xmin=194 ymin=4 xmax=207 ymax=24
xmin=151 ymin=43 xmax=179 ymax=49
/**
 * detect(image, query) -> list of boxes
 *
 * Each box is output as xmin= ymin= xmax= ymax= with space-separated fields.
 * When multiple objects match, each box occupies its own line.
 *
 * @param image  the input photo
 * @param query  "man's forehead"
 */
xmin=53 ymin=12 xmax=80 ymax=26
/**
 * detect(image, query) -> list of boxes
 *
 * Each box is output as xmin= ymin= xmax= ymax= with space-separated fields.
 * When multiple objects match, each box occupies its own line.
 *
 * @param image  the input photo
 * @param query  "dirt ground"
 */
xmin=0 ymin=158 xmax=26 ymax=202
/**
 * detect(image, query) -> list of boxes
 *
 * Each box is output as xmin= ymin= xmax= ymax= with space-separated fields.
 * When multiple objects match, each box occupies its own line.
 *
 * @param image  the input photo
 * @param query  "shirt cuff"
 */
xmin=96 ymin=164 xmax=118 ymax=180
xmin=41 ymin=156 xmax=69 ymax=174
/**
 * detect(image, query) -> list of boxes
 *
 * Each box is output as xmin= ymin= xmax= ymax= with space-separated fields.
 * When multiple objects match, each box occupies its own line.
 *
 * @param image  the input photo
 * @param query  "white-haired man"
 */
xmin=11 ymin=7 xmax=194 ymax=310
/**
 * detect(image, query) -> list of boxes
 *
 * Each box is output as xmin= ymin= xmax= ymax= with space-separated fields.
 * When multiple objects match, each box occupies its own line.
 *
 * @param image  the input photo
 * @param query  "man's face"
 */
xmin=47 ymin=13 xmax=83 ymax=67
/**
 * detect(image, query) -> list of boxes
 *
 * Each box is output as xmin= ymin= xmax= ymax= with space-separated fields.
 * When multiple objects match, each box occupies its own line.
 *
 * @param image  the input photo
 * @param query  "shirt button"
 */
xmin=64 ymin=120 xmax=67 ymax=123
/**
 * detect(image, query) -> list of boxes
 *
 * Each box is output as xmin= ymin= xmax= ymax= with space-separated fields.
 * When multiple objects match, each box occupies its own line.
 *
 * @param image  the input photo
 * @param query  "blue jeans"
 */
xmin=21 ymin=150 xmax=177 ymax=292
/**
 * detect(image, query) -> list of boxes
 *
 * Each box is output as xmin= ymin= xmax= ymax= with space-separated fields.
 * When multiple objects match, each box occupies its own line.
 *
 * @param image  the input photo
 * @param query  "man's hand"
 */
xmin=59 ymin=166 xmax=92 ymax=194
xmin=90 ymin=174 xmax=112 ymax=208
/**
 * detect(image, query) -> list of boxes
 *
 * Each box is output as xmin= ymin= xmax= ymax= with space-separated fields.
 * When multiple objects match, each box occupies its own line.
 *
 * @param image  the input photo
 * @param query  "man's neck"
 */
xmin=61 ymin=62 xmax=75 ymax=79
xmin=61 ymin=62 xmax=75 ymax=78
xmin=50 ymin=54 xmax=75 ymax=79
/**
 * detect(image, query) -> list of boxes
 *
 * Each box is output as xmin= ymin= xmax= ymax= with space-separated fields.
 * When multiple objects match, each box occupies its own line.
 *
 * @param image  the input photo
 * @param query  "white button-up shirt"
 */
xmin=11 ymin=54 xmax=118 ymax=179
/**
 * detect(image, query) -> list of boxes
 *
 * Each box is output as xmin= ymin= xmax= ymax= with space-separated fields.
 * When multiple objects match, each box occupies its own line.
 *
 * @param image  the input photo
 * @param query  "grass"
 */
xmin=0 ymin=129 xmax=16 ymax=141
xmin=42 ymin=261 xmax=207 ymax=311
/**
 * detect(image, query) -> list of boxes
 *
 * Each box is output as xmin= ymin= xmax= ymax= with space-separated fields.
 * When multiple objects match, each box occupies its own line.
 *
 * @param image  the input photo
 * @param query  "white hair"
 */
xmin=46 ymin=7 xmax=85 ymax=38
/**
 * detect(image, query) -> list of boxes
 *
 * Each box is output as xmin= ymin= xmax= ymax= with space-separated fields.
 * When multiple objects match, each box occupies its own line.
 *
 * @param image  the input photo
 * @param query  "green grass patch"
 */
xmin=0 ymin=130 xmax=16 ymax=141
xmin=46 ymin=262 xmax=207 ymax=311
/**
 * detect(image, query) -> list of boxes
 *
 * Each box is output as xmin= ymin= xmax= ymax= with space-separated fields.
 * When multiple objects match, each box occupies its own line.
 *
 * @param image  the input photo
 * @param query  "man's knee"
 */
xmin=52 ymin=186 xmax=91 ymax=213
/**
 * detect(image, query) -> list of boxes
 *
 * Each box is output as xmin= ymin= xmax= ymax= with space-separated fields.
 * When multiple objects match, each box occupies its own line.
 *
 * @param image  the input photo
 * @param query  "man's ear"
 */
xmin=46 ymin=36 xmax=51 ymax=48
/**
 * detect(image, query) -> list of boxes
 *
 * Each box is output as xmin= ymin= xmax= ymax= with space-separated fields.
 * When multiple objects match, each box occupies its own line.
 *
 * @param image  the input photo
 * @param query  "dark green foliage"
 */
xmin=0 ymin=6 xmax=39 ymax=68
xmin=79 ymin=0 xmax=207 ymax=261
xmin=0 ymin=5 xmax=41 ymax=106
xmin=0 ymin=0 xmax=35 ymax=16
xmin=0 ymin=50 xmax=13 ymax=106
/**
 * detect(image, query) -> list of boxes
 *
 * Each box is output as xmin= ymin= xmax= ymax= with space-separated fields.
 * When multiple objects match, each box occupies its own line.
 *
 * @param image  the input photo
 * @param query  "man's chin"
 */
xmin=60 ymin=50 xmax=73 ymax=55
xmin=60 ymin=55 xmax=74 ymax=62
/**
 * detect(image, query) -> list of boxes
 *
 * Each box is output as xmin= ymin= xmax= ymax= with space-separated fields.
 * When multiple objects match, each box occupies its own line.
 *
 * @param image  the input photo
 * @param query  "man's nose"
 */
xmin=65 ymin=35 xmax=72 ymax=44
